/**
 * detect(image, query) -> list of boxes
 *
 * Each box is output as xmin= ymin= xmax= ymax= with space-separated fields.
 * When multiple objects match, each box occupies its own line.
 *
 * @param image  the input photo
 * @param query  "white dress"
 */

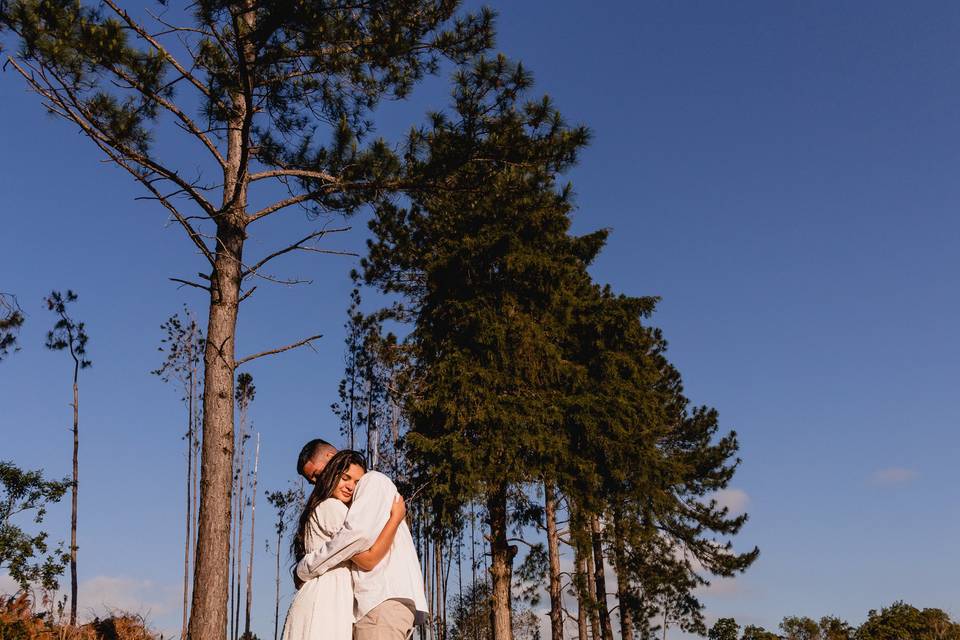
xmin=282 ymin=498 xmax=353 ymax=640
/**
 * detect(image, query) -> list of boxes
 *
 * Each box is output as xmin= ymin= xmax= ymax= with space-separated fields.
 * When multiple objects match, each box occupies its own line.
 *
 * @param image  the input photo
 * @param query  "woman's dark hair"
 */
xmin=291 ymin=450 xmax=367 ymax=563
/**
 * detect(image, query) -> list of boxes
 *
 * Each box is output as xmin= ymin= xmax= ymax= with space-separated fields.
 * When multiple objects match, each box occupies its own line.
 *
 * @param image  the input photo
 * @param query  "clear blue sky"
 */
xmin=2 ymin=1 xmax=959 ymax=637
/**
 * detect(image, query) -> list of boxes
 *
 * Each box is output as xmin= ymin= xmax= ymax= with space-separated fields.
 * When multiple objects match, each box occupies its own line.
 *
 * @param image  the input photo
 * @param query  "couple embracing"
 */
xmin=282 ymin=440 xmax=427 ymax=640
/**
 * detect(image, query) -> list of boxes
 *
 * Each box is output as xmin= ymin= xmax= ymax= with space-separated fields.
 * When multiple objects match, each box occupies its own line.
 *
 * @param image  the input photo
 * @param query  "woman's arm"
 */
xmin=352 ymin=495 xmax=406 ymax=571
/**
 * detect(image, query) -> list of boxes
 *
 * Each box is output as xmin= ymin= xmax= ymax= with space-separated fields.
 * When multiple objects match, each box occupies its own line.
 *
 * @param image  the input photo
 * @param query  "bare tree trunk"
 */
xmin=244 ymin=433 xmax=260 ymax=637
xmin=348 ymin=339 xmax=357 ymax=450
xmin=435 ymin=536 xmax=443 ymax=640
xmin=274 ymin=528 xmax=281 ymax=640
xmin=470 ymin=501 xmax=477 ymax=588
xmin=234 ymin=420 xmax=247 ymax=640
xmin=69 ymin=371 xmax=79 ymax=626
xmin=584 ymin=543 xmax=600 ymax=640
xmin=590 ymin=516 xmax=613 ymax=640
xmin=182 ymin=374 xmax=194 ymax=640
xmin=442 ymin=537 xmax=452 ymax=639
xmin=487 ymin=485 xmax=514 ymax=640
xmin=574 ymin=546 xmax=590 ymax=640
xmin=192 ymin=383 xmax=200 ymax=580
xmin=365 ymin=376 xmax=376 ymax=468
xmin=229 ymin=464 xmax=238 ymax=640
xmin=544 ymin=482 xmax=563 ymax=640
xmin=611 ymin=512 xmax=632 ymax=640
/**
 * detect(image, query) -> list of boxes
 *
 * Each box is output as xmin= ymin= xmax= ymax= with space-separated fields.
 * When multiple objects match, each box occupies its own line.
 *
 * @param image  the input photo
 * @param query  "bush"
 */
xmin=0 ymin=594 xmax=160 ymax=640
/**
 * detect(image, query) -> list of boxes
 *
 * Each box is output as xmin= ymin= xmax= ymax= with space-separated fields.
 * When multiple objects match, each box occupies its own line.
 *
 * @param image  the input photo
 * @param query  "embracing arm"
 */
xmin=296 ymin=472 xmax=399 ymax=582
xmin=352 ymin=495 xmax=406 ymax=571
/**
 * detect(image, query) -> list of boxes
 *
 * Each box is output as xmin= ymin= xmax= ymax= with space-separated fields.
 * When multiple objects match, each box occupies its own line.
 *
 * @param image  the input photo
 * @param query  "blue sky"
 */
xmin=2 ymin=1 xmax=960 ymax=637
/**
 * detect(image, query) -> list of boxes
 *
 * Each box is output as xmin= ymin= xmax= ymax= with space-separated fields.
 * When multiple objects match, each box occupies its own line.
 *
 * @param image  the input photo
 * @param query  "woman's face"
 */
xmin=333 ymin=463 xmax=365 ymax=503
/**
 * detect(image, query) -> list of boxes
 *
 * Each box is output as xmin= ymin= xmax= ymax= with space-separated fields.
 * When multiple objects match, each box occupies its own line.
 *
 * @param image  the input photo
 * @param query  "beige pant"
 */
xmin=354 ymin=599 xmax=415 ymax=640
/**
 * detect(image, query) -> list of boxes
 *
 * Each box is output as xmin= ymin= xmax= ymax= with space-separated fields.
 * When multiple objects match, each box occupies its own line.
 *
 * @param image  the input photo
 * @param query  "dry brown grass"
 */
xmin=0 ymin=594 xmax=161 ymax=640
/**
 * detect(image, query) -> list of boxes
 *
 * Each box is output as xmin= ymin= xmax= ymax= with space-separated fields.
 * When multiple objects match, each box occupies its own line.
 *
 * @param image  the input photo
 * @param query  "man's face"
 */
xmin=302 ymin=445 xmax=337 ymax=484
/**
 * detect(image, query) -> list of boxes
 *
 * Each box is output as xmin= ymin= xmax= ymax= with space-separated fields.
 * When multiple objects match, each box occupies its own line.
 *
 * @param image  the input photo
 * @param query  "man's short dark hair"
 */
xmin=297 ymin=438 xmax=332 ymax=477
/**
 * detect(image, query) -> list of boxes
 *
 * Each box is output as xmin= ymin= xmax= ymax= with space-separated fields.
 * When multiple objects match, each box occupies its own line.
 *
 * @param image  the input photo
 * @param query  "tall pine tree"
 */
xmin=361 ymin=55 xmax=598 ymax=640
xmin=1 ymin=3 xmax=494 ymax=635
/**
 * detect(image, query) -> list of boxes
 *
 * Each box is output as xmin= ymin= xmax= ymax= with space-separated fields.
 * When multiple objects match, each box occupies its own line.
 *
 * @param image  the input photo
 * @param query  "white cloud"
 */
xmin=697 ymin=576 xmax=742 ymax=598
xmin=711 ymin=488 xmax=750 ymax=515
xmin=1 ymin=573 xmax=178 ymax=637
xmin=869 ymin=467 xmax=918 ymax=487
xmin=76 ymin=575 xmax=179 ymax=621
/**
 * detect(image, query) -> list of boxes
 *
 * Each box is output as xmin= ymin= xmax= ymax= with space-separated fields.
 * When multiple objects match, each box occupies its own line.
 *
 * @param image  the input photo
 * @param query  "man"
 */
xmin=296 ymin=441 xmax=428 ymax=640
xmin=297 ymin=438 xmax=337 ymax=483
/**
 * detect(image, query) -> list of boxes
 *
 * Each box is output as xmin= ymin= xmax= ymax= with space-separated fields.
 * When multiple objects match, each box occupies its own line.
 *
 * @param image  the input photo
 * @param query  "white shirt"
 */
xmin=295 ymin=471 xmax=429 ymax=622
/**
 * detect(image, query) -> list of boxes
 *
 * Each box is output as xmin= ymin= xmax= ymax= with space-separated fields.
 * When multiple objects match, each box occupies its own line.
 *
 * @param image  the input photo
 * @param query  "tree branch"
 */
xmin=11 ymin=59 xmax=219 ymax=218
xmin=9 ymin=59 xmax=219 ymax=268
xmin=169 ymin=277 xmax=211 ymax=292
xmin=248 ymin=168 xmax=340 ymax=183
xmin=103 ymin=63 xmax=226 ymax=168
xmin=238 ymin=286 xmax=257 ymax=303
xmin=241 ymin=226 xmax=351 ymax=278
xmin=101 ymin=0 xmax=227 ymax=112
xmin=235 ymin=334 xmax=322 ymax=368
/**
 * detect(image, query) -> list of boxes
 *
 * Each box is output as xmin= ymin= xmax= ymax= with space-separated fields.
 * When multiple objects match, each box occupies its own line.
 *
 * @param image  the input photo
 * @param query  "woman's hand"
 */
xmin=390 ymin=494 xmax=406 ymax=522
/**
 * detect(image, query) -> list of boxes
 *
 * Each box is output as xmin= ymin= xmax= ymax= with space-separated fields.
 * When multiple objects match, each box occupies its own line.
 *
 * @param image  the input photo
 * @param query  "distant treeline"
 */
xmin=709 ymin=602 xmax=960 ymax=640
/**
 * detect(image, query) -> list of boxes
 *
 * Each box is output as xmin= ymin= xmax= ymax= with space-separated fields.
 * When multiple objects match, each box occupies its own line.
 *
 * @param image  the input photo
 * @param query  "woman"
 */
xmin=282 ymin=450 xmax=406 ymax=640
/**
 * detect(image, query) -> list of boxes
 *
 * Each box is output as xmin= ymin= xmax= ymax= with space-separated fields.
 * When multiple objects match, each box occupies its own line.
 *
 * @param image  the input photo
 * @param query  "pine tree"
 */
xmin=243 ymin=432 xmax=260 ymax=639
xmin=560 ymin=289 xmax=758 ymax=638
xmin=1 ymin=3 xmax=493 ymax=635
xmin=741 ymin=626 xmax=780 ymax=640
xmin=43 ymin=290 xmax=91 ymax=626
xmin=232 ymin=372 xmax=255 ymax=640
xmin=152 ymin=308 xmax=204 ymax=640
xmin=709 ymin=618 xmax=740 ymax=640
xmin=361 ymin=55 xmax=595 ymax=640
xmin=265 ymin=485 xmax=302 ymax=640
xmin=0 ymin=293 xmax=25 ymax=362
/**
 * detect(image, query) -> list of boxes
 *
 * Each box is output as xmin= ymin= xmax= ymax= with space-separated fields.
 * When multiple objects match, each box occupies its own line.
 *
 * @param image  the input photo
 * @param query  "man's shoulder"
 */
xmin=358 ymin=470 xmax=397 ymax=491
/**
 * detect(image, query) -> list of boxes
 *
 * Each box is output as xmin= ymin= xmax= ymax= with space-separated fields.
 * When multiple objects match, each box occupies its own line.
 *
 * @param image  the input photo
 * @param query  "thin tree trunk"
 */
xmin=69 ymin=371 xmax=79 ymax=626
xmin=590 ymin=516 xmax=613 ymax=640
xmin=192 ymin=379 xmax=200 ymax=580
xmin=348 ymin=337 xmax=357 ymax=450
xmin=229 ymin=470 xmax=238 ymax=640
xmin=574 ymin=546 xmax=590 ymax=640
xmin=435 ymin=536 xmax=443 ymax=640
xmin=274 ymin=529 xmax=281 ymax=640
xmin=442 ymin=537 xmax=452 ymax=639
xmin=234 ymin=418 xmax=247 ymax=640
xmin=182 ymin=378 xmax=194 ymax=640
xmin=611 ymin=512 xmax=632 ymax=640
xmin=584 ymin=543 xmax=600 ymax=640
xmin=487 ymin=485 xmax=514 ymax=640
xmin=365 ymin=376 xmax=375 ymax=468
xmin=544 ymin=482 xmax=563 ymax=640
xmin=244 ymin=433 xmax=260 ymax=637
xmin=470 ymin=501 xmax=477 ymax=588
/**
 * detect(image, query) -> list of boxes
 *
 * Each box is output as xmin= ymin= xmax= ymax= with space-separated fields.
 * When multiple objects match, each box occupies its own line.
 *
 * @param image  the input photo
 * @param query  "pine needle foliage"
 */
xmin=1 ymin=2 xmax=495 ymax=635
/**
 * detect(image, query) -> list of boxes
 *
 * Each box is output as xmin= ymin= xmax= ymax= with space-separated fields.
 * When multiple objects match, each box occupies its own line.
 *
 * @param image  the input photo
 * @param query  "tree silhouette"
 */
xmin=0 ymin=293 xmax=24 ymax=362
xmin=152 ymin=308 xmax=204 ymax=639
xmin=43 ymin=289 xmax=91 ymax=626
xmin=1 ymin=2 xmax=494 ymax=634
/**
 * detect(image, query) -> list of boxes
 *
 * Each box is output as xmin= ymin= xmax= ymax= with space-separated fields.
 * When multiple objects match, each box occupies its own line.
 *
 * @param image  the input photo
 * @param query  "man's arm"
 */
xmin=295 ymin=471 xmax=397 ymax=581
